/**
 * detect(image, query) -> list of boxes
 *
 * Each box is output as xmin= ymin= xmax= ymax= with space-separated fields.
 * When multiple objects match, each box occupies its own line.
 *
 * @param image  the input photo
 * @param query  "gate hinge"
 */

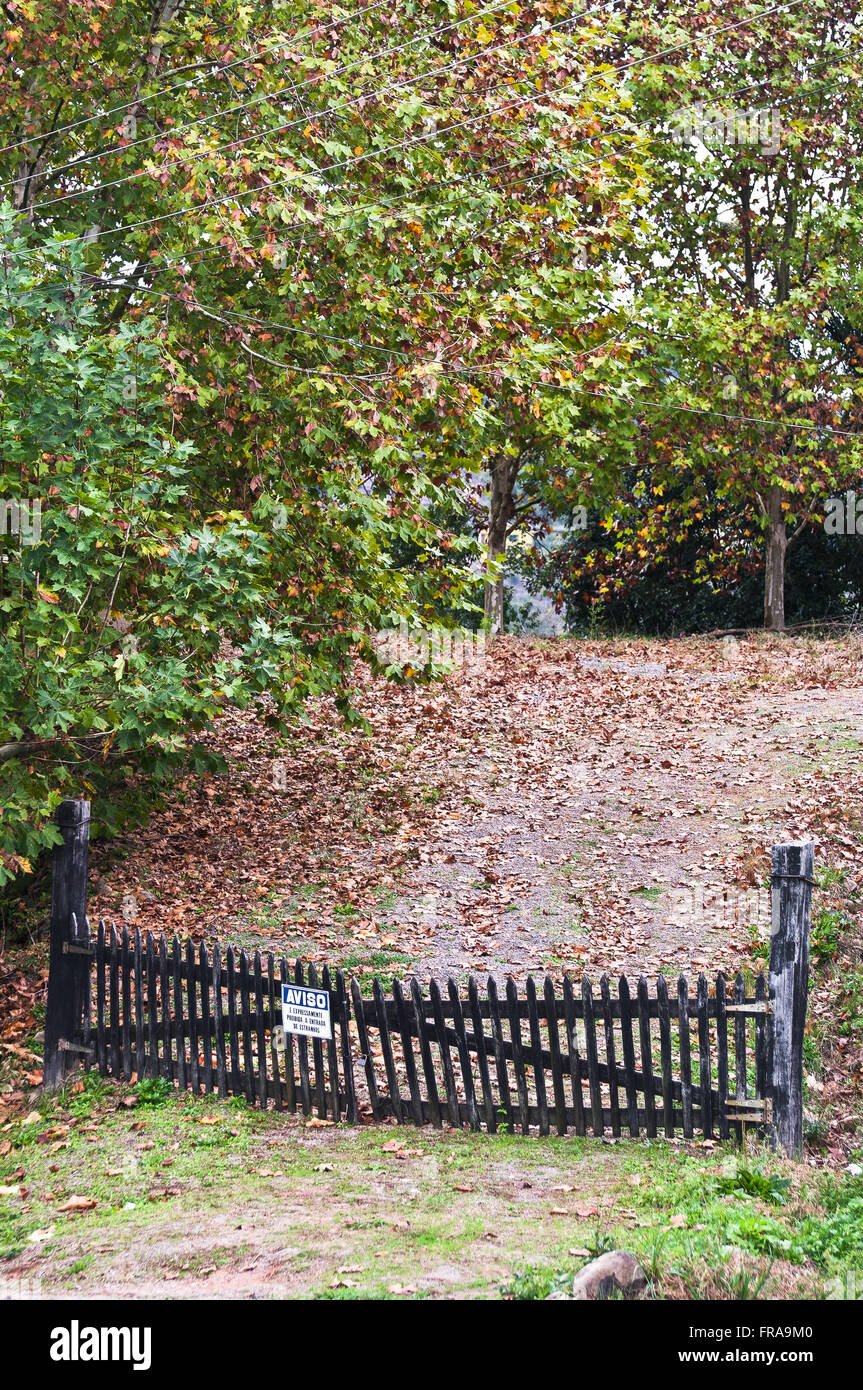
xmin=62 ymin=942 xmax=93 ymax=957
xmin=58 ymin=1039 xmax=95 ymax=1057
xmin=724 ymin=1001 xmax=772 ymax=1015
xmin=725 ymin=1096 xmax=773 ymax=1119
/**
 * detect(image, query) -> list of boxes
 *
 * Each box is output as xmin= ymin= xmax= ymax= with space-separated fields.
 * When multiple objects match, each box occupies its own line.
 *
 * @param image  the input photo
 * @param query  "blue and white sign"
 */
xmin=282 ymin=982 xmax=332 ymax=1040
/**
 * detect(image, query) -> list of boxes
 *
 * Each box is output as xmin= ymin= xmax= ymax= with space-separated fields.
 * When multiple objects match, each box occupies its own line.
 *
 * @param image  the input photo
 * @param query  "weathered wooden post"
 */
xmin=43 ymin=799 xmax=92 ymax=1090
xmin=769 ymin=840 xmax=814 ymax=1156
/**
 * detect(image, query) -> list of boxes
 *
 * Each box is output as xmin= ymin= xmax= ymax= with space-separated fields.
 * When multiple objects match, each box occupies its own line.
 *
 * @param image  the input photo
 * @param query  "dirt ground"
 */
xmin=2 ymin=633 xmax=862 ymax=1298
xmin=81 ymin=633 xmax=863 ymax=986
xmin=0 ymin=1081 xmax=832 ymax=1301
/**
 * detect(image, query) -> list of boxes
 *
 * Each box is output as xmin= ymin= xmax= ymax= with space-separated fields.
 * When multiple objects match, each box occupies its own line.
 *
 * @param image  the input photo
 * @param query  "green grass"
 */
xmin=631 ymin=886 xmax=664 ymax=903
xmin=811 ymin=907 xmax=847 ymax=962
xmin=1 ymin=1077 xmax=859 ymax=1299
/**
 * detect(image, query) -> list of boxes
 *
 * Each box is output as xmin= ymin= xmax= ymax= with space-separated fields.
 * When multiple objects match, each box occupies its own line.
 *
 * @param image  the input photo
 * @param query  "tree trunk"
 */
xmin=484 ymin=455 xmax=519 ymax=635
xmin=763 ymin=485 xmax=787 ymax=631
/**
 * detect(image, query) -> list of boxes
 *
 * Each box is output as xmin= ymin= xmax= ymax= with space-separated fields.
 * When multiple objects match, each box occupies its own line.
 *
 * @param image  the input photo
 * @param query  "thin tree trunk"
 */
xmin=484 ymin=455 xmax=519 ymax=635
xmin=763 ymin=484 xmax=787 ymax=631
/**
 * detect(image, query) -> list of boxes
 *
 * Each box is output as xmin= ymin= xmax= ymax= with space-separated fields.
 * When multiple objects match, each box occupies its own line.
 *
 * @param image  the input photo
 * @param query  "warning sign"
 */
xmin=281 ymin=983 xmax=332 ymax=1040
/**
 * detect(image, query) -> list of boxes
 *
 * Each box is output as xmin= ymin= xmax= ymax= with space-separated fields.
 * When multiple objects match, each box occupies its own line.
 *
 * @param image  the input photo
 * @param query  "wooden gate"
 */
xmin=43 ymin=800 xmax=813 ymax=1155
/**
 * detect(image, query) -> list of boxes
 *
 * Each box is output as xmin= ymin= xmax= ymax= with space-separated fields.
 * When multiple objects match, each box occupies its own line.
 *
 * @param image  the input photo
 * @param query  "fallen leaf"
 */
xmin=57 ymin=1195 xmax=97 ymax=1212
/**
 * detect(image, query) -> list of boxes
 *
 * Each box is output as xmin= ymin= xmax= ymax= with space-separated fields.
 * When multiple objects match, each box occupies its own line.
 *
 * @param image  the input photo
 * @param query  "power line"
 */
xmin=0 ymin=1 xmax=390 ymax=160
xmin=130 ymin=63 xmax=848 ymax=292
xmin=60 ymin=271 xmax=863 ymax=441
xmin=453 ymin=361 xmax=863 ymax=439
xmin=13 ymin=250 xmax=860 ymax=440
xmin=8 ymin=56 xmax=850 ymax=391
xmin=82 ymin=271 xmax=423 ymax=363
xmin=25 ymin=6 xmax=601 ymax=215
xmin=4 ymin=0 xmax=519 ymax=195
xmin=10 ymin=65 xmax=849 ymax=377
xmin=3 ymin=0 xmax=807 ymax=262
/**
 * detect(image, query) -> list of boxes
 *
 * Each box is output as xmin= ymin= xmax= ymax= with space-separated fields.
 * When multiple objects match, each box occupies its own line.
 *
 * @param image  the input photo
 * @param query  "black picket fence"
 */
xmin=64 ymin=919 xmax=776 ymax=1141
xmin=43 ymin=801 xmax=814 ymax=1153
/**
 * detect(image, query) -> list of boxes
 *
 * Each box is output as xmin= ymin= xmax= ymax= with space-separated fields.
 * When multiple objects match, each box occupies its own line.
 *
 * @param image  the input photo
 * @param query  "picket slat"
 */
xmin=430 ymin=977 xmax=459 ymax=1127
xmin=336 ymin=968 xmax=357 ymax=1124
xmin=147 ymin=933 xmax=159 ymax=1080
xmin=506 ymin=977 xmax=530 ymax=1135
xmin=268 ymin=955 xmax=283 ymax=1113
xmin=254 ymin=952 xmax=268 ymax=1111
xmin=487 ymin=976 xmax=512 ymax=1133
xmin=321 ymin=965 xmax=341 ymax=1123
xmin=351 ymin=975 xmax=381 ymax=1121
xmin=213 ymin=943 xmax=227 ymax=1099
xmin=96 ymin=923 xmax=107 ymax=1076
xmin=468 ymin=976 xmax=497 ymax=1133
xmin=173 ymin=937 xmax=187 ymax=1092
xmin=582 ymin=978 xmax=603 ymax=1136
xmin=600 ymin=975 xmax=620 ymax=1138
xmin=656 ymin=973 xmax=673 ymax=1137
xmin=109 ymin=925 xmax=121 ymax=1079
xmin=239 ymin=950 xmax=255 ymax=1105
xmin=716 ymin=972 xmax=729 ymax=1140
xmin=697 ymin=973 xmax=713 ymax=1139
xmin=159 ymin=935 xmax=173 ymax=1083
xmin=755 ymin=971 xmax=768 ymax=1101
xmin=281 ymin=957 xmax=296 ymax=1112
xmin=134 ymin=928 xmax=145 ymax=1082
xmin=373 ymin=976 xmax=402 ymax=1123
xmin=121 ymin=926 xmax=132 ymax=1080
xmin=199 ymin=943 xmax=213 ymax=1093
xmin=563 ymin=975 xmax=586 ymax=1136
xmin=618 ymin=975 xmax=639 ymax=1137
xmin=294 ymin=960 xmax=312 ymax=1117
xmin=526 ymin=977 xmax=549 ymax=1137
xmin=637 ymin=975 xmax=657 ymax=1139
xmin=411 ymin=979 xmax=441 ymax=1128
xmin=394 ymin=978 xmax=422 ymax=1127
xmin=734 ymin=971 xmax=747 ymax=1099
xmin=678 ymin=974 xmax=693 ymax=1139
xmin=185 ymin=940 xmax=199 ymax=1094
xmin=226 ymin=947 xmax=240 ymax=1095
xmin=307 ymin=963 xmax=328 ymax=1119
xmin=449 ymin=980 xmax=479 ymax=1131
xmin=544 ymin=977 xmax=567 ymax=1136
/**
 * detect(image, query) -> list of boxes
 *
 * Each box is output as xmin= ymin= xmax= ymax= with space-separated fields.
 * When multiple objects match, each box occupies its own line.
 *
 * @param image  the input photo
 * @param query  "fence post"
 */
xmin=43 ymin=799 xmax=91 ymax=1090
xmin=769 ymin=840 xmax=814 ymax=1157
